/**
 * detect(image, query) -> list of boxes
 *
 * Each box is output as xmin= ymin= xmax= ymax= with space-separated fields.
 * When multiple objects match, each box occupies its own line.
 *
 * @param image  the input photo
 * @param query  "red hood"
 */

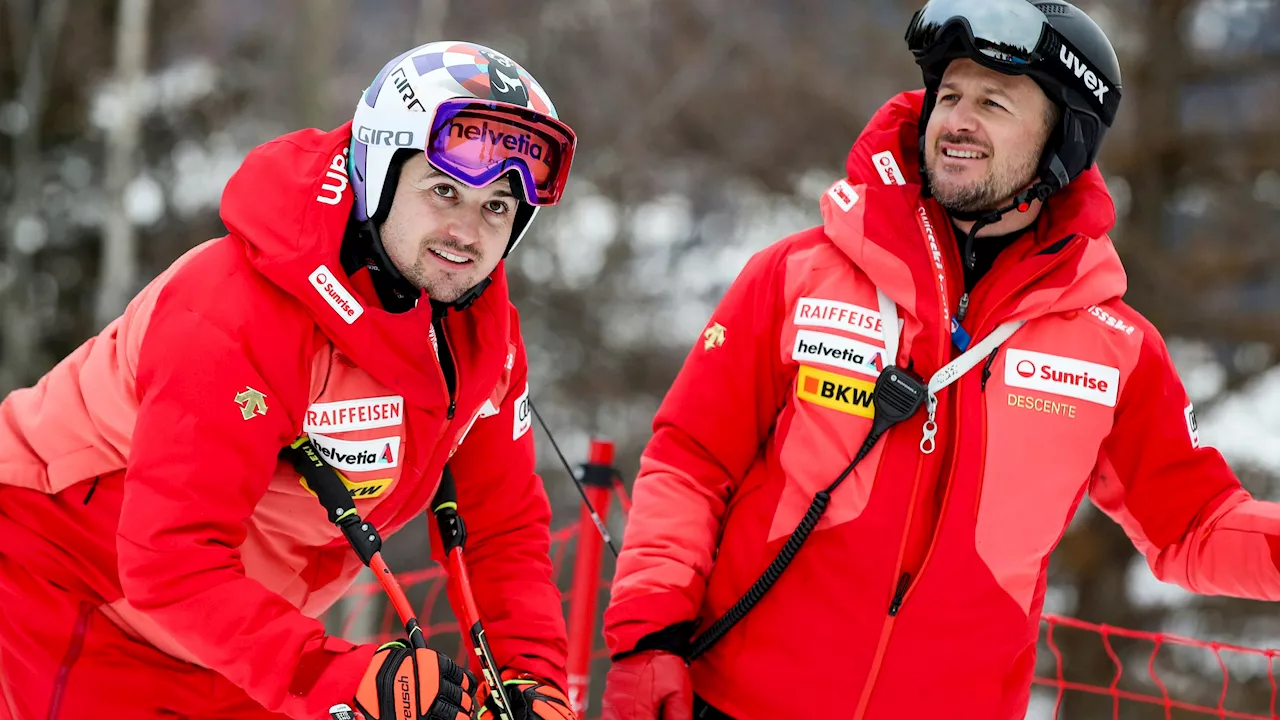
xmin=821 ymin=90 xmax=1126 ymax=334
xmin=219 ymin=122 xmax=510 ymax=409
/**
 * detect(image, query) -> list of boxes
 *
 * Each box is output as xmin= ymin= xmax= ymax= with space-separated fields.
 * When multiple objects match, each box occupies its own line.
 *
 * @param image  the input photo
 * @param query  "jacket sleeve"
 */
xmin=1089 ymin=326 xmax=1280 ymax=600
xmin=603 ymin=245 xmax=791 ymax=657
xmin=117 ymin=302 xmax=375 ymax=720
xmin=438 ymin=318 xmax=567 ymax=692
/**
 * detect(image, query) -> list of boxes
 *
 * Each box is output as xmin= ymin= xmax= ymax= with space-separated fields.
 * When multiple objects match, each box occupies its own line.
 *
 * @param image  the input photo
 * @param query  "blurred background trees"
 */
xmin=1 ymin=0 xmax=1277 ymax=716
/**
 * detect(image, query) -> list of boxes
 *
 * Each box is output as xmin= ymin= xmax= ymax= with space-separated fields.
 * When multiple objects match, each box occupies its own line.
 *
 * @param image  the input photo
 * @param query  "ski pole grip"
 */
xmin=284 ymin=437 xmax=383 ymax=564
xmin=287 ymin=437 xmax=358 ymax=523
xmin=433 ymin=466 xmax=467 ymax=554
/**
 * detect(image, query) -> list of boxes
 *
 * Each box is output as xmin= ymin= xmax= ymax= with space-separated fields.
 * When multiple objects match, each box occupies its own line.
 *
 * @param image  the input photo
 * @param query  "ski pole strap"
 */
xmin=283 ymin=436 xmax=382 ymax=565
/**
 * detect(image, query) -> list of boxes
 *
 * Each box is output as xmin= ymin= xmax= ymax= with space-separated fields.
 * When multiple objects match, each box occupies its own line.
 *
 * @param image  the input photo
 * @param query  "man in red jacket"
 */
xmin=601 ymin=2 xmax=1280 ymax=719
xmin=0 ymin=41 xmax=575 ymax=720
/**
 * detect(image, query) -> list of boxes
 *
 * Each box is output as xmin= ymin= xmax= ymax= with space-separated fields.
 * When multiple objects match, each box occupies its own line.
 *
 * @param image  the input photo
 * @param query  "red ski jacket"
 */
xmin=0 ymin=124 xmax=566 ymax=718
xmin=603 ymin=91 xmax=1280 ymax=719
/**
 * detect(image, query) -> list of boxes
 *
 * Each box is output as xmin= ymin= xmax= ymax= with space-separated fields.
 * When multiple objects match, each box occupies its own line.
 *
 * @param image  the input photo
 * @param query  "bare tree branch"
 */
xmin=2 ymin=0 xmax=69 ymax=391
xmin=95 ymin=0 xmax=152 ymax=328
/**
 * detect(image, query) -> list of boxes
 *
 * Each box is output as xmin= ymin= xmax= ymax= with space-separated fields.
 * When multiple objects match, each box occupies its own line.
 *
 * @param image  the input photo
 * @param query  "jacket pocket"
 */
xmin=771 ymin=375 xmax=884 ymax=544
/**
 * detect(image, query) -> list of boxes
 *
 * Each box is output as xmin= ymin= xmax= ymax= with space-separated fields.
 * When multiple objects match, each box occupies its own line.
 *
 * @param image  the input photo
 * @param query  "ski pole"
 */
xmin=284 ymin=437 xmax=428 ymax=649
xmin=529 ymin=399 xmax=618 ymax=557
xmin=432 ymin=465 xmax=514 ymax=720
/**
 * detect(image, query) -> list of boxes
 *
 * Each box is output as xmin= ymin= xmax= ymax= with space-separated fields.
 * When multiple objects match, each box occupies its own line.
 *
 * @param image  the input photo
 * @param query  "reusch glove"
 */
xmin=600 ymin=650 xmax=691 ymax=720
xmin=478 ymin=669 xmax=576 ymax=720
xmin=351 ymin=640 xmax=477 ymax=720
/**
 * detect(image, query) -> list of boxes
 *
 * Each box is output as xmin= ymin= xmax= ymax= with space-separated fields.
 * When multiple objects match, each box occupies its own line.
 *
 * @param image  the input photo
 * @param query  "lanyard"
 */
xmin=876 ymin=290 xmax=1023 ymax=453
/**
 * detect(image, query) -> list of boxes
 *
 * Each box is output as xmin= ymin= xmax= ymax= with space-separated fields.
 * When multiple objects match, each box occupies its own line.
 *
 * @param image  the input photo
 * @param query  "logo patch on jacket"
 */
xmin=234 ymin=386 xmax=268 ymax=420
xmin=310 ymin=433 xmax=401 ymax=471
xmin=796 ymin=366 xmax=876 ymax=418
xmin=309 ymin=264 xmax=364 ymax=324
xmin=792 ymin=330 xmax=882 ymax=378
xmin=703 ymin=322 xmax=726 ymax=351
xmin=1086 ymin=305 xmax=1135 ymax=335
xmin=794 ymin=297 xmax=884 ymax=341
xmin=871 ymin=150 xmax=907 ymax=186
xmin=826 ymin=180 xmax=859 ymax=212
xmin=299 ymin=473 xmax=391 ymax=499
xmin=513 ymin=384 xmax=532 ymax=440
xmin=1185 ymin=402 xmax=1200 ymax=448
xmin=454 ymin=399 xmax=501 ymax=452
xmin=304 ymin=396 xmax=404 ymax=433
xmin=1004 ymin=349 xmax=1119 ymax=407
xmin=316 ymin=149 xmax=349 ymax=206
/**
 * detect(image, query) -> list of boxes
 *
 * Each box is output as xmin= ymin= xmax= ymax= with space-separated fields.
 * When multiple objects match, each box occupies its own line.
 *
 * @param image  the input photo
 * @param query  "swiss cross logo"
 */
xmin=827 ymin=179 xmax=859 ymax=212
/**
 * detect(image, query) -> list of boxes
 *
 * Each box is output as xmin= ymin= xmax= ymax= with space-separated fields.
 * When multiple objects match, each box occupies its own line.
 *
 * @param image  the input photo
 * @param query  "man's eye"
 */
xmin=432 ymin=185 xmax=457 ymax=198
xmin=486 ymin=200 xmax=511 ymax=214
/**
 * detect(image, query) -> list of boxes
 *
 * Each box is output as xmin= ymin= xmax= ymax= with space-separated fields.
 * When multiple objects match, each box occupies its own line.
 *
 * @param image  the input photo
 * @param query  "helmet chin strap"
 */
xmin=948 ymin=181 xmax=1054 ymax=270
xmin=443 ymin=277 xmax=491 ymax=312
xmin=945 ymin=152 xmax=1068 ymax=270
xmin=342 ymin=217 xmax=493 ymax=314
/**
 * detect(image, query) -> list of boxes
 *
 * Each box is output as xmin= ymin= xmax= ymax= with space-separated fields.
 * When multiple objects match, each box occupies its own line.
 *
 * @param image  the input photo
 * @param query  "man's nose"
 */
xmin=442 ymin=210 xmax=483 ymax=248
xmin=943 ymin=99 xmax=980 ymax=137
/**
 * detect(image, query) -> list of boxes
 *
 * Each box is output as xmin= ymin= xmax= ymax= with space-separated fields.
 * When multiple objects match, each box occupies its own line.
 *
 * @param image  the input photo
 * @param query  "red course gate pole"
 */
xmin=566 ymin=437 xmax=617 ymax=717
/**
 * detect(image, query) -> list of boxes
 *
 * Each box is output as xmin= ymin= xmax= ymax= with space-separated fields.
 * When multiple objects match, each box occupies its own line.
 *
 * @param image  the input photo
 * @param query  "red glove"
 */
xmin=601 ymin=650 xmax=692 ymax=720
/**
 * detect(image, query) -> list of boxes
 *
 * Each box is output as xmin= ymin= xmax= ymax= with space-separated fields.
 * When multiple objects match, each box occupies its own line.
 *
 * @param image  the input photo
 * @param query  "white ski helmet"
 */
xmin=349 ymin=41 xmax=577 ymax=256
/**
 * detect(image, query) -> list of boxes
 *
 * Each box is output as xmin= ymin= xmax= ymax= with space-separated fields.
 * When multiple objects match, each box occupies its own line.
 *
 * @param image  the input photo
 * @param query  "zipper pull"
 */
xmin=957 ymin=292 xmax=970 ymax=322
xmin=888 ymin=572 xmax=911 ymax=616
xmin=919 ymin=392 xmax=938 ymax=454
xmin=980 ymin=347 xmax=1001 ymax=391
xmin=447 ymin=400 xmax=456 ymax=420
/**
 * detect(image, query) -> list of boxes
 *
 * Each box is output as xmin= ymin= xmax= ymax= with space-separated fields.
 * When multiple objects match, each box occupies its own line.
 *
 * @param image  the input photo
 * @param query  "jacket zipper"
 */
xmin=856 ymin=233 xmax=1086 ymax=717
xmin=855 ymin=373 xmax=970 ymax=719
xmin=48 ymin=602 xmax=94 ymax=719
xmin=980 ymin=348 xmax=1000 ymax=390
xmin=856 ymin=214 xmax=1004 ymax=717
xmin=891 ymin=380 xmax=966 ymax=609
xmin=367 ymin=313 xmax=460 ymax=533
xmin=433 ymin=313 xmax=459 ymax=421
xmin=895 ymin=239 xmax=1084 ymax=603
xmin=82 ymin=476 xmax=100 ymax=505
xmin=853 ymin=232 xmax=953 ymax=717
xmin=852 ymin=449 xmax=928 ymax=719
xmin=871 ymin=237 xmax=1085 ymax=621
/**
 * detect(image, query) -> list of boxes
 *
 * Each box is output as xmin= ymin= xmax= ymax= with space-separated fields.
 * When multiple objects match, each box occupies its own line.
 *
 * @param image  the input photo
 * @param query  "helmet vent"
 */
xmin=1034 ymin=3 xmax=1072 ymax=16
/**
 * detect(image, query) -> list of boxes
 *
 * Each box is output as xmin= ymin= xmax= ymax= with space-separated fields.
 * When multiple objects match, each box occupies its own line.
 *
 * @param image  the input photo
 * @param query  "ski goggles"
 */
xmin=905 ymin=0 xmax=1053 ymax=69
xmin=904 ymin=0 xmax=1120 ymax=123
xmin=353 ymin=97 xmax=576 ymax=206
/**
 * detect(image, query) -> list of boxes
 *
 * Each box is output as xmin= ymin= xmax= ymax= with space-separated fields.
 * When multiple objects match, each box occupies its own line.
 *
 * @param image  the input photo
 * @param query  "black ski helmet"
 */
xmin=905 ymin=0 xmax=1123 ymax=212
